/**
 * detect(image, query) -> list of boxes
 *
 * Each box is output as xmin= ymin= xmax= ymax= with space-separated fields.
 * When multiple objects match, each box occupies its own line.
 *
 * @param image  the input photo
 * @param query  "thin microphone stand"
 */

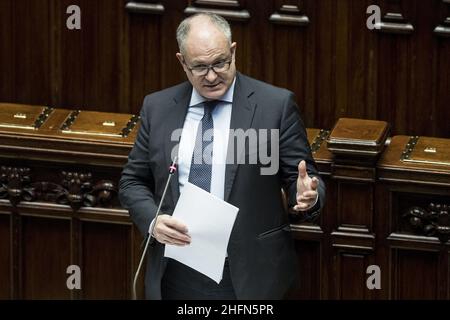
xmin=132 ymin=157 xmax=178 ymax=300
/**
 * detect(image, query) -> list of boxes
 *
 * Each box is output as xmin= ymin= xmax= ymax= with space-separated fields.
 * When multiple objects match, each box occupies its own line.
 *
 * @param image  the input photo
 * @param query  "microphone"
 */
xmin=132 ymin=156 xmax=178 ymax=300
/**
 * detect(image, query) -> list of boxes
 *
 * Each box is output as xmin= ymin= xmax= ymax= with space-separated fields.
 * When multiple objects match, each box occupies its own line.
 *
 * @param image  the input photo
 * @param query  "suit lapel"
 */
xmin=164 ymin=83 xmax=192 ymax=207
xmin=224 ymin=73 xmax=257 ymax=202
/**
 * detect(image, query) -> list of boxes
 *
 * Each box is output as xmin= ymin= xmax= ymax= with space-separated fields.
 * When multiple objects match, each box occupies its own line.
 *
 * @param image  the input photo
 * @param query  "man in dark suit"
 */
xmin=119 ymin=12 xmax=325 ymax=300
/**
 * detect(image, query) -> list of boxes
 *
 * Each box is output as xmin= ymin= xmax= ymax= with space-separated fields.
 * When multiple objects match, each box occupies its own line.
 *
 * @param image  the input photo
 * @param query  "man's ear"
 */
xmin=176 ymin=53 xmax=187 ymax=71
xmin=230 ymin=42 xmax=237 ymax=57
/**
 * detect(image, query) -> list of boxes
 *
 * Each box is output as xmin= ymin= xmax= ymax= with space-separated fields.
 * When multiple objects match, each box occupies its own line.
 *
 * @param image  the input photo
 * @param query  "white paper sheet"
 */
xmin=164 ymin=182 xmax=239 ymax=283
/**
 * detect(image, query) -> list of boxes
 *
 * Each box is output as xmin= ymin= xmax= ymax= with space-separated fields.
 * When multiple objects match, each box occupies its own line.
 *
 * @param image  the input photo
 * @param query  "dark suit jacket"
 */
xmin=119 ymin=72 xmax=325 ymax=299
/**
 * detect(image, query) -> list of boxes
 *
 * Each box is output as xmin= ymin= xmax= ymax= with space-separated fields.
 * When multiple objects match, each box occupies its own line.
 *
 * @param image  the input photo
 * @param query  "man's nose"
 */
xmin=205 ymin=68 xmax=218 ymax=82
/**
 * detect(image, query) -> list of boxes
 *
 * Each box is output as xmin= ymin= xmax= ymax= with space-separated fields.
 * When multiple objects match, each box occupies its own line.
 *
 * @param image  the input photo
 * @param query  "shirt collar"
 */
xmin=189 ymin=77 xmax=236 ymax=107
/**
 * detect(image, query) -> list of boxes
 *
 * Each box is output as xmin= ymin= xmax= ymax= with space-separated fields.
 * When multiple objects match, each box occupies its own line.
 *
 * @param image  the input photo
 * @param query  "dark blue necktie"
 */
xmin=188 ymin=100 xmax=219 ymax=192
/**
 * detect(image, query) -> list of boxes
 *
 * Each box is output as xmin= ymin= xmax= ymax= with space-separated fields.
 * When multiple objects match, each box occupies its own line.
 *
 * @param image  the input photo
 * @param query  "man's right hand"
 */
xmin=153 ymin=214 xmax=191 ymax=246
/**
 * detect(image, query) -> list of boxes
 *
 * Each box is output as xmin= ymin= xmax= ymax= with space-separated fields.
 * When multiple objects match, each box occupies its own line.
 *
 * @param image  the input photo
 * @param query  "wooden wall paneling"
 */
xmin=435 ymin=36 xmax=450 ymax=138
xmin=127 ymin=2 xmax=163 ymax=114
xmin=0 ymin=0 xmax=14 ymax=102
xmin=373 ymin=182 xmax=392 ymax=299
xmin=335 ymin=251 xmax=375 ymax=299
xmin=53 ymin=0 xmax=84 ymax=109
xmin=11 ymin=206 xmax=20 ymax=299
xmin=373 ymin=0 xmax=450 ymax=137
xmin=242 ymin=0 xmax=273 ymax=85
xmin=80 ymin=221 xmax=131 ymax=299
xmin=70 ymin=208 xmax=82 ymax=300
xmin=56 ymin=0 xmax=127 ymax=113
xmin=337 ymin=182 xmax=373 ymax=229
xmin=87 ymin=0 xmax=126 ymax=113
xmin=434 ymin=0 xmax=450 ymax=138
xmin=228 ymin=14 xmax=249 ymax=77
xmin=309 ymin=0 xmax=334 ymax=130
xmin=448 ymin=248 xmax=450 ymax=299
xmin=301 ymin=0 xmax=317 ymax=128
xmin=118 ymin=0 xmax=132 ymax=115
xmin=332 ymin=0 xmax=379 ymax=123
xmin=289 ymin=241 xmax=322 ymax=299
xmin=131 ymin=224 xmax=145 ymax=299
xmin=21 ymin=215 xmax=71 ymax=299
xmin=1 ymin=0 xmax=449 ymax=137
xmin=271 ymin=0 xmax=308 ymax=124
xmin=160 ymin=0 xmax=188 ymax=89
xmin=334 ymin=0 xmax=349 ymax=123
xmin=0 ymin=209 xmax=11 ymax=299
xmin=289 ymin=215 xmax=326 ymax=299
xmin=10 ymin=0 xmax=52 ymax=106
xmin=407 ymin=0 xmax=441 ymax=138
xmin=375 ymin=180 xmax=450 ymax=299
xmin=49 ymin=0 xmax=63 ymax=109
xmin=376 ymin=5 xmax=411 ymax=136
xmin=391 ymin=248 xmax=440 ymax=299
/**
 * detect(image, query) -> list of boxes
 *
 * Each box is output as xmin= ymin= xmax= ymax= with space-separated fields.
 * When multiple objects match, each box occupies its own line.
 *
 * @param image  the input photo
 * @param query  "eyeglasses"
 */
xmin=184 ymin=59 xmax=232 ymax=77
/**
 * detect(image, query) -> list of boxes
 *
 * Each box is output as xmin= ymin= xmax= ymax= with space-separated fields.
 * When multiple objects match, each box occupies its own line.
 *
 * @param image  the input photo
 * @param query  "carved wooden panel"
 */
xmin=391 ymin=191 xmax=450 ymax=241
xmin=0 ymin=166 xmax=117 ymax=210
xmin=403 ymin=203 xmax=450 ymax=243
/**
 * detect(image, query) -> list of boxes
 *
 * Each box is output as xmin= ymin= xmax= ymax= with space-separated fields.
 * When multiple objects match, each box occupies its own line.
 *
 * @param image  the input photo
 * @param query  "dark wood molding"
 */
xmin=0 ymin=166 xmax=117 ymax=210
xmin=434 ymin=17 xmax=450 ymax=37
xmin=269 ymin=4 xmax=310 ymax=27
xmin=125 ymin=1 xmax=164 ymax=15
xmin=375 ymin=13 xmax=414 ymax=35
xmin=193 ymin=0 xmax=241 ymax=8
xmin=184 ymin=6 xmax=250 ymax=22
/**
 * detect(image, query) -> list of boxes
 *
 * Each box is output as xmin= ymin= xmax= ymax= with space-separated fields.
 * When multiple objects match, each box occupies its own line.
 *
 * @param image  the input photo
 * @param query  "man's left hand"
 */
xmin=293 ymin=160 xmax=319 ymax=211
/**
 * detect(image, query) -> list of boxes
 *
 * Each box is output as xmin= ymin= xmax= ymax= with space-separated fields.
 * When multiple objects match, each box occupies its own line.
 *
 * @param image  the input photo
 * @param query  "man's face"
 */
xmin=176 ymin=23 xmax=237 ymax=100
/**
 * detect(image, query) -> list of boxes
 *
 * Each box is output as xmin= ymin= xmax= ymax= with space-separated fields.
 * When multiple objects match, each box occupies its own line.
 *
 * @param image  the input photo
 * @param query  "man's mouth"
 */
xmin=204 ymin=82 xmax=221 ymax=89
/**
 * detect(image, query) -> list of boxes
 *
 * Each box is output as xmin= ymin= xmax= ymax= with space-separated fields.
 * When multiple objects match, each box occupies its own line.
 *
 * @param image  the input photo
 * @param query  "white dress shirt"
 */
xmin=177 ymin=78 xmax=235 ymax=200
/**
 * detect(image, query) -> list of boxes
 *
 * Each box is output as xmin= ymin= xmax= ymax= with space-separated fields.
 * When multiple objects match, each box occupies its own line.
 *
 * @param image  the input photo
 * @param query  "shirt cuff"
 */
xmin=148 ymin=218 xmax=157 ymax=237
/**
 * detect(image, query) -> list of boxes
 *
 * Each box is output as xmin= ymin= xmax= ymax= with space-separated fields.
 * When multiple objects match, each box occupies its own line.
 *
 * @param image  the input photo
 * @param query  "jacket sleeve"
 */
xmin=119 ymin=96 xmax=158 ymax=236
xmin=278 ymin=91 xmax=326 ymax=221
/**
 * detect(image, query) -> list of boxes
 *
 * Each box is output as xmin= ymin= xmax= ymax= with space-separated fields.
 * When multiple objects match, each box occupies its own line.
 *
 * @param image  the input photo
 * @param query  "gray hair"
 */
xmin=176 ymin=13 xmax=232 ymax=55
